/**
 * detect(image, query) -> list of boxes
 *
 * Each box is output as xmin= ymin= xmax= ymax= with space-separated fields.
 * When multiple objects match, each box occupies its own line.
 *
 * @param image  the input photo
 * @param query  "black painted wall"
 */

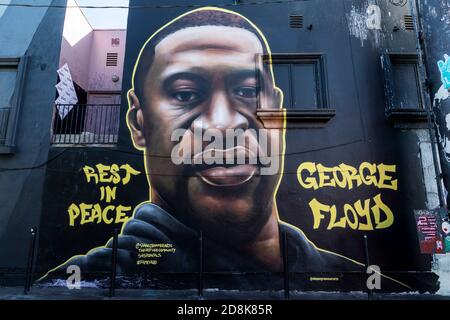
xmin=35 ymin=0 xmax=441 ymax=292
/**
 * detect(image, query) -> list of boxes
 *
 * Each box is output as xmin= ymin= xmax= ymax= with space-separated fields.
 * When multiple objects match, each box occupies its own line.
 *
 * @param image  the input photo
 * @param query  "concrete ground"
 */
xmin=1 ymin=286 xmax=449 ymax=300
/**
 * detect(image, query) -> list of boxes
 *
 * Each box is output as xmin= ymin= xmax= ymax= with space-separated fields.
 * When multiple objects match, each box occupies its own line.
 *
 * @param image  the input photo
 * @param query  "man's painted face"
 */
xmin=130 ymin=25 xmax=283 ymax=243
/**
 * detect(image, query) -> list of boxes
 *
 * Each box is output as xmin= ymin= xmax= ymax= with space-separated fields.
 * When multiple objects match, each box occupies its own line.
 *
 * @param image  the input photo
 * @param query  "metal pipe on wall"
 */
xmin=410 ymin=0 xmax=448 ymax=214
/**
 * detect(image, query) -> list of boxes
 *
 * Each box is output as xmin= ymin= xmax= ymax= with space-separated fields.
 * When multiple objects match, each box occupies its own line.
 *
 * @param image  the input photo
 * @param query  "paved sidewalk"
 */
xmin=1 ymin=286 xmax=449 ymax=300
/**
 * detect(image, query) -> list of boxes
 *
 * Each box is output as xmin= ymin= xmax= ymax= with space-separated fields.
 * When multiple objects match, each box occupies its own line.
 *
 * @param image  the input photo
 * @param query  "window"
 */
xmin=381 ymin=52 xmax=427 ymax=123
xmin=0 ymin=57 xmax=28 ymax=153
xmin=0 ymin=66 xmax=17 ymax=145
xmin=268 ymin=54 xmax=329 ymax=110
xmin=257 ymin=54 xmax=335 ymax=129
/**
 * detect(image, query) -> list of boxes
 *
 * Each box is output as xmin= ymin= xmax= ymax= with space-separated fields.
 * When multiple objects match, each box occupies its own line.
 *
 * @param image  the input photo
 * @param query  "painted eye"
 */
xmin=234 ymin=86 xmax=258 ymax=98
xmin=173 ymin=90 xmax=201 ymax=103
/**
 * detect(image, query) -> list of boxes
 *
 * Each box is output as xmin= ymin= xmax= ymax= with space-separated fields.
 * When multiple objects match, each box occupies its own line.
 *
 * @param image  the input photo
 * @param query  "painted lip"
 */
xmin=191 ymin=147 xmax=259 ymax=187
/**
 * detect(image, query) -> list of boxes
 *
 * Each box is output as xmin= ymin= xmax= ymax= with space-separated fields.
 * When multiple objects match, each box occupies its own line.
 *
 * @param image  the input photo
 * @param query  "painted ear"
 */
xmin=127 ymin=90 xmax=146 ymax=149
xmin=438 ymin=60 xmax=445 ymax=72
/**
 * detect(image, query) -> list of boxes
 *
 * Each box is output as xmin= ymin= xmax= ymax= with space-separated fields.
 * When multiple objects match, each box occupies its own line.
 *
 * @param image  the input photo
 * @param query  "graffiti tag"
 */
xmin=438 ymin=54 xmax=450 ymax=90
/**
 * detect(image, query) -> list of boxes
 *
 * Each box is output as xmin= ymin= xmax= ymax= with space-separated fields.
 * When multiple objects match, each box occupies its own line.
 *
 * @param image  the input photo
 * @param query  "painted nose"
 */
xmin=191 ymin=92 xmax=249 ymax=133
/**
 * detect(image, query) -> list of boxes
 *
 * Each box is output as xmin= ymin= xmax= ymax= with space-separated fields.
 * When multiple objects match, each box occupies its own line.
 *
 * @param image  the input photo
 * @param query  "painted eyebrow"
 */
xmin=161 ymin=68 xmax=267 ymax=91
xmin=227 ymin=69 xmax=265 ymax=89
xmin=161 ymin=72 xmax=209 ymax=91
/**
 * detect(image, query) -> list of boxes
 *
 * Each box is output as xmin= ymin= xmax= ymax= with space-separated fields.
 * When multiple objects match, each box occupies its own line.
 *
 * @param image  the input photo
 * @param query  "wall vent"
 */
xmin=106 ymin=53 xmax=118 ymax=67
xmin=289 ymin=15 xmax=303 ymax=28
xmin=404 ymin=15 xmax=414 ymax=31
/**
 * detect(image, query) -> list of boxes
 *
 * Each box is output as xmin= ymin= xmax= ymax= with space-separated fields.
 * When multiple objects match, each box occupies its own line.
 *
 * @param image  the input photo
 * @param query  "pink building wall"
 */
xmin=59 ymin=33 xmax=93 ymax=91
xmin=59 ymin=29 xmax=126 ymax=103
xmin=87 ymin=29 xmax=126 ymax=96
xmin=58 ymin=28 xmax=126 ymax=139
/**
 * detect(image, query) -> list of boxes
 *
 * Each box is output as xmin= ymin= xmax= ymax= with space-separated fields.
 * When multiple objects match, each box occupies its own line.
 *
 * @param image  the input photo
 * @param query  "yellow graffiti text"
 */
xmin=83 ymin=164 xmax=140 ymax=185
xmin=137 ymin=260 xmax=158 ymax=265
xmin=68 ymin=203 xmax=132 ymax=227
xmin=309 ymin=194 xmax=394 ymax=230
xmin=100 ymin=186 xmax=117 ymax=203
xmin=297 ymin=162 xmax=398 ymax=191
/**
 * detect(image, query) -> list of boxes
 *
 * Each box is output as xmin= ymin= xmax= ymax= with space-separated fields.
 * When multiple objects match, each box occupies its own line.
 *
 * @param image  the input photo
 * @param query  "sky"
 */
xmin=75 ymin=0 xmax=129 ymax=29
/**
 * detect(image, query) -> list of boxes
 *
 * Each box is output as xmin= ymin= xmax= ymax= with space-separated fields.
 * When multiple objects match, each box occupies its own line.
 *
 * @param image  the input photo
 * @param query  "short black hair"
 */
xmin=133 ymin=8 xmax=270 ymax=100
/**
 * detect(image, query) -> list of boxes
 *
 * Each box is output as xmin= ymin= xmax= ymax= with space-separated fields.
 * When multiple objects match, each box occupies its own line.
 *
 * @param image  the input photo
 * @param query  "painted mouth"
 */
xmin=191 ymin=147 xmax=259 ymax=187
xmin=197 ymin=164 xmax=258 ymax=187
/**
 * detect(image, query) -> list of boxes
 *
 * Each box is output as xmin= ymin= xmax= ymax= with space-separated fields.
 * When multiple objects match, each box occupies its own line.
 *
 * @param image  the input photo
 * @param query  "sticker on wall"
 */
xmin=414 ymin=209 xmax=446 ymax=254
xmin=443 ymin=221 xmax=450 ymax=253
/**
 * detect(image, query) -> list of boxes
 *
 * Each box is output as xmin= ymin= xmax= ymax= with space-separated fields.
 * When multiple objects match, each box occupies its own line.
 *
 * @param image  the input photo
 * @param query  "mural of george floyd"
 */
xmin=36 ymin=0 xmax=442 ymax=292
